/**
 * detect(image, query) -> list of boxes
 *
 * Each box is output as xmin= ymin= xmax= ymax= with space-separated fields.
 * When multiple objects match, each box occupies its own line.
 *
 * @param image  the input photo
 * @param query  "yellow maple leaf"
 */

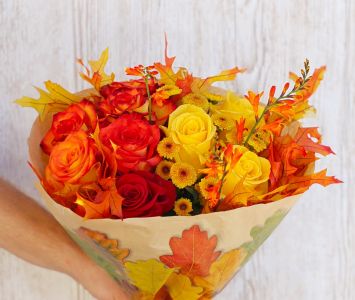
xmin=193 ymin=248 xmax=247 ymax=296
xmin=79 ymin=48 xmax=115 ymax=90
xmin=191 ymin=67 xmax=245 ymax=101
xmin=15 ymin=81 xmax=81 ymax=121
xmin=165 ymin=273 xmax=203 ymax=300
xmin=125 ymin=259 xmax=175 ymax=297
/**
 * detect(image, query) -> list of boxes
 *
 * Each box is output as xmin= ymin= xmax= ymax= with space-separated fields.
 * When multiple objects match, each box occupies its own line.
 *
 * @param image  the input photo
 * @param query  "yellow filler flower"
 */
xmin=199 ymin=176 xmax=219 ymax=199
xmin=155 ymin=160 xmax=173 ymax=180
xmin=174 ymin=198 xmax=193 ymax=216
xmin=170 ymin=162 xmax=197 ymax=188
xmin=157 ymin=137 xmax=180 ymax=160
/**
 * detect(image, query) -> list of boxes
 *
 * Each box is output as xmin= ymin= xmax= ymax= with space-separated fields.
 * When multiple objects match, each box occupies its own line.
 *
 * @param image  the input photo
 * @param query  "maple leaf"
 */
xmin=165 ymin=273 xmax=203 ymax=300
xmin=163 ymin=33 xmax=176 ymax=68
xmin=97 ymin=178 xmax=124 ymax=218
xmin=75 ymin=193 xmax=110 ymax=219
xmin=241 ymin=210 xmax=288 ymax=262
xmin=108 ymin=190 xmax=124 ymax=218
xmin=193 ymin=248 xmax=247 ymax=297
xmin=79 ymin=228 xmax=129 ymax=262
xmin=292 ymin=66 xmax=326 ymax=101
xmin=125 ymin=259 xmax=175 ymax=297
xmin=191 ymin=67 xmax=245 ymax=101
xmin=15 ymin=81 xmax=81 ymax=121
xmin=287 ymin=169 xmax=342 ymax=190
xmin=294 ymin=127 xmax=335 ymax=156
xmin=160 ymin=225 xmax=221 ymax=277
xmin=217 ymin=181 xmax=254 ymax=211
xmin=78 ymin=48 xmax=115 ymax=90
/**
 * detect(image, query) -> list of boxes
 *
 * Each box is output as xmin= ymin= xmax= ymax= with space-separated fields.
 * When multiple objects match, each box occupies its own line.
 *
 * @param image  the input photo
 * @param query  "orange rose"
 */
xmin=99 ymin=113 xmax=161 ymax=172
xmin=41 ymin=100 xmax=97 ymax=155
xmin=45 ymin=130 xmax=97 ymax=197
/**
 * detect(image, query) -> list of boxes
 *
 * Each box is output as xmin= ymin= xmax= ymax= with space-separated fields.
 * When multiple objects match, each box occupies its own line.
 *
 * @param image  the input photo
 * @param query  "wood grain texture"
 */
xmin=0 ymin=0 xmax=354 ymax=299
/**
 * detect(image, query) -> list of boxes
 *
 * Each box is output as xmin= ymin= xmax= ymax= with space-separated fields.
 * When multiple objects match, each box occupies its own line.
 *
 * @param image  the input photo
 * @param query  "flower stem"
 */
xmin=143 ymin=75 xmax=153 ymax=124
xmin=243 ymin=71 xmax=310 ymax=146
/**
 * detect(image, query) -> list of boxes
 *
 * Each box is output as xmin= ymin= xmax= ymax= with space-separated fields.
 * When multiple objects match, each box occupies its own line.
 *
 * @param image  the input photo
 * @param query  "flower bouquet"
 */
xmin=17 ymin=42 xmax=340 ymax=299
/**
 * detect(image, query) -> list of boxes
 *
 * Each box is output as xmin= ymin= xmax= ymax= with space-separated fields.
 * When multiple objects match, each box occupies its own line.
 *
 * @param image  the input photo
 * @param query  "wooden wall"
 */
xmin=0 ymin=0 xmax=354 ymax=299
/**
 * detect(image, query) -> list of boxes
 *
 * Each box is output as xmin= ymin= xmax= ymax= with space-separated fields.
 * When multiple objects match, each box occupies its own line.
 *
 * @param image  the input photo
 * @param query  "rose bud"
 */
xmin=99 ymin=79 xmax=156 ymax=116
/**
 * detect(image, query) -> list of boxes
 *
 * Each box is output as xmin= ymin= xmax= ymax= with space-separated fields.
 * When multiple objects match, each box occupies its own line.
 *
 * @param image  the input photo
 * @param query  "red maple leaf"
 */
xmin=160 ymin=225 xmax=221 ymax=277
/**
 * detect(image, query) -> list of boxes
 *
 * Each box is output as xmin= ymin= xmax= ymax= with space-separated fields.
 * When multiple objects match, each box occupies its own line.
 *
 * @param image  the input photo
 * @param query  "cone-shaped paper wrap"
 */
xmin=29 ymin=116 xmax=301 ymax=300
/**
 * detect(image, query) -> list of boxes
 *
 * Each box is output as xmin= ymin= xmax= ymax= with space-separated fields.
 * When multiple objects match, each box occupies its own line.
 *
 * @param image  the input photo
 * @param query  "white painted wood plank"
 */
xmin=0 ymin=0 xmax=81 ymax=299
xmin=0 ymin=0 xmax=353 ymax=299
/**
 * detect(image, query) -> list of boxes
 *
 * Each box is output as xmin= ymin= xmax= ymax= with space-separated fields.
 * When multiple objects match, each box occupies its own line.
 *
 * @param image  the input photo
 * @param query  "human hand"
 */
xmin=0 ymin=178 xmax=130 ymax=300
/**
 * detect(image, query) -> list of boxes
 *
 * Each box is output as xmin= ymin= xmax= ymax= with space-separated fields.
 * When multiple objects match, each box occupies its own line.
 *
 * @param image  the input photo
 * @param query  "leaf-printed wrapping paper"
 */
xmin=29 ymin=114 xmax=300 ymax=299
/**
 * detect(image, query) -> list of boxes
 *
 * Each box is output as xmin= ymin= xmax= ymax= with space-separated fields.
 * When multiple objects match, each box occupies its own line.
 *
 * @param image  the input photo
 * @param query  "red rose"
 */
xmin=41 ymin=100 xmax=97 ymax=155
xmin=99 ymin=113 xmax=161 ymax=172
xmin=99 ymin=79 xmax=156 ymax=116
xmin=117 ymin=171 xmax=176 ymax=218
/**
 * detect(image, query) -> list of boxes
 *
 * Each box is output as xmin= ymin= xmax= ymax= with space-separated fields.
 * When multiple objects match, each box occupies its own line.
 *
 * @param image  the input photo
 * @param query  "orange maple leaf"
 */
xmin=97 ymin=178 xmax=124 ymax=218
xmin=267 ymin=142 xmax=283 ymax=190
xmin=75 ymin=193 xmax=110 ymax=219
xmin=294 ymin=127 xmax=335 ymax=156
xmin=160 ymin=225 xmax=221 ymax=277
xmin=287 ymin=169 xmax=342 ymax=189
xmin=292 ymin=66 xmax=326 ymax=101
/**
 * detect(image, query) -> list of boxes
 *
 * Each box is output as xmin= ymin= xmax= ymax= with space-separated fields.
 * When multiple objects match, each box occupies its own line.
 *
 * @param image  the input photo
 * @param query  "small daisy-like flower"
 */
xmin=182 ymin=93 xmax=210 ymax=111
xmin=170 ymin=162 xmax=197 ymax=188
xmin=155 ymin=160 xmax=173 ymax=180
xmin=157 ymin=137 xmax=180 ymax=160
xmin=174 ymin=198 xmax=193 ymax=216
xmin=199 ymin=176 xmax=219 ymax=199
xmin=211 ymin=114 xmax=235 ymax=130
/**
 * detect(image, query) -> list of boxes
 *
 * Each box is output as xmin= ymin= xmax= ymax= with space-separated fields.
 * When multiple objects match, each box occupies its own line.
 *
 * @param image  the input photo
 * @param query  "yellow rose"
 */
xmin=162 ymin=104 xmax=216 ymax=169
xmin=222 ymin=146 xmax=271 ymax=196
xmin=210 ymin=91 xmax=264 ymax=144
xmin=211 ymin=91 xmax=255 ymax=129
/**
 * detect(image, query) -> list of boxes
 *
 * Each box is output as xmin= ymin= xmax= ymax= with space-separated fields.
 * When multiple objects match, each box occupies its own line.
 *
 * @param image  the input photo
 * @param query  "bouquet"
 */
xmin=17 ymin=43 xmax=340 ymax=299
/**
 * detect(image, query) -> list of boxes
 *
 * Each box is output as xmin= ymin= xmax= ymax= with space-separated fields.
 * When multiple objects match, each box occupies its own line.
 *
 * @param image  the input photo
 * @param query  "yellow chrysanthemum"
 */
xmin=211 ymin=114 xmax=235 ymax=130
xmin=182 ymin=93 xmax=210 ymax=111
xmin=199 ymin=176 xmax=219 ymax=199
xmin=247 ymin=130 xmax=271 ymax=152
xmin=155 ymin=160 xmax=173 ymax=180
xmin=170 ymin=162 xmax=197 ymax=188
xmin=174 ymin=198 xmax=193 ymax=216
xmin=157 ymin=137 xmax=180 ymax=160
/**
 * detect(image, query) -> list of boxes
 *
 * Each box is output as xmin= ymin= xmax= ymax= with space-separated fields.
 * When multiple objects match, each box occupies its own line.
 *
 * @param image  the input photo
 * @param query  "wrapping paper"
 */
xmin=29 ymin=116 xmax=300 ymax=299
